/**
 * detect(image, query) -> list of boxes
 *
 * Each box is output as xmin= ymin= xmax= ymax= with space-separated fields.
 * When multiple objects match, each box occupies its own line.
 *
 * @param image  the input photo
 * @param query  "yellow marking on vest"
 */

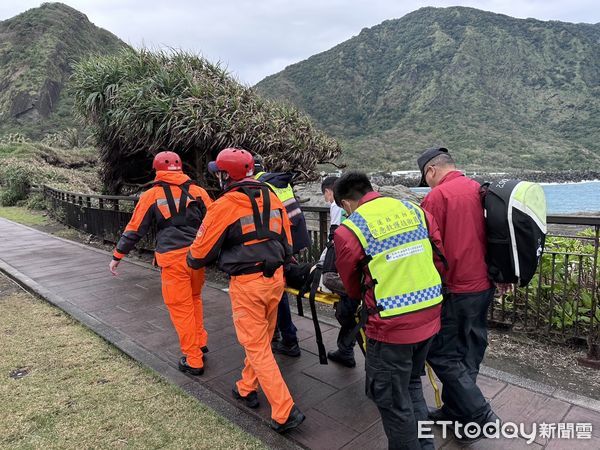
xmin=366 ymin=209 xmax=420 ymax=239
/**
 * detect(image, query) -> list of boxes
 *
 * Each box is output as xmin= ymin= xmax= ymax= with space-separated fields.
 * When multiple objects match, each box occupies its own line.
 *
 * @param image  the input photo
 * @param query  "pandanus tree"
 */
xmin=71 ymin=48 xmax=341 ymax=193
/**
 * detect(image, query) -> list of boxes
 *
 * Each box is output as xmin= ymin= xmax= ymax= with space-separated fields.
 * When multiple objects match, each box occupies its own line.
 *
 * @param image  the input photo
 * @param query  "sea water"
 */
xmin=411 ymin=181 xmax=600 ymax=215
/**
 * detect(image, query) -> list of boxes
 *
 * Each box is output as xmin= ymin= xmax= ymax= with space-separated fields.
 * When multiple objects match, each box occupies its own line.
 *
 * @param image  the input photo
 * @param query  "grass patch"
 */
xmin=0 ymin=205 xmax=48 ymax=227
xmin=0 ymin=274 xmax=265 ymax=449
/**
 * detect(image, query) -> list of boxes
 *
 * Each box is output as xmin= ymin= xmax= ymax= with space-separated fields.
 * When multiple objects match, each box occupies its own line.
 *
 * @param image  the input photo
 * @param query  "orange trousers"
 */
xmin=160 ymin=256 xmax=208 ymax=368
xmin=230 ymin=268 xmax=294 ymax=424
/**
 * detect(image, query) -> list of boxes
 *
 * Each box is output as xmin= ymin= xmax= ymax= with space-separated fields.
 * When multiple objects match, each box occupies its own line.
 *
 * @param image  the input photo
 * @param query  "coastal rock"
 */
xmin=374 ymin=184 xmax=422 ymax=203
xmin=295 ymin=180 xmax=422 ymax=207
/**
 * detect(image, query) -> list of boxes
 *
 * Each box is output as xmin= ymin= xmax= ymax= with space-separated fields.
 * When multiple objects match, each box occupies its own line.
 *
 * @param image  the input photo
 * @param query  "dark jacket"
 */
xmin=255 ymin=171 xmax=310 ymax=253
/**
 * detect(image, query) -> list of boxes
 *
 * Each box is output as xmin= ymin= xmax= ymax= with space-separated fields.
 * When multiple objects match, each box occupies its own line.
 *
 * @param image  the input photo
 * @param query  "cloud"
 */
xmin=1 ymin=1 xmax=599 ymax=84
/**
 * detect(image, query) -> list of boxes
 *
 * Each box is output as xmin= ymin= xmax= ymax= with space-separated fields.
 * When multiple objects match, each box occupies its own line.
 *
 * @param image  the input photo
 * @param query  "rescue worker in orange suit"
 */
xmin=109 ymin=151 xmax=212 ymax=376
xmin=187 ymin=148 xmax=305 ymax=433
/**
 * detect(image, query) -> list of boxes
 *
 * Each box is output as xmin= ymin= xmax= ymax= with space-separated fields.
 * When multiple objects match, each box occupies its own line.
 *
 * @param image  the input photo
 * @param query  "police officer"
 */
xmin=333 ymin=171 xmax=445 ymax=450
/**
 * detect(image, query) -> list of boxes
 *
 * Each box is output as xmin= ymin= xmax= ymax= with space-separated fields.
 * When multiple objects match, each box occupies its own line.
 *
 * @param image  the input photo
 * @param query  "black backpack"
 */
xmin=481 ymin=179 xmax=547 ymax=287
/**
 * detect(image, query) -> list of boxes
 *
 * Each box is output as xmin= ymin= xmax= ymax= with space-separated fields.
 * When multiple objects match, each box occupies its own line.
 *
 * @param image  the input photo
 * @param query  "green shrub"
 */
xmin=0 ymin=164 xmax=32 ymax=205
xmin=0 ymin=189 xmax=22 ymax=206
xmin=26 ymin=192 xmax=47 ymax=210
xmin=502 ymin=229 xmax=600 ymax=339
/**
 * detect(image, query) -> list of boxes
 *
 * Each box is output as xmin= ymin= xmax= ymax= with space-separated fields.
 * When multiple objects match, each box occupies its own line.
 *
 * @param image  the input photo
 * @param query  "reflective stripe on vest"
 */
xmin=343 ymin=197 xmax=443 ymax=318
xmin=254 ymin=172 xmax=301 ymax=219
xmin=239 ymin=209 xmax=281 ymax=226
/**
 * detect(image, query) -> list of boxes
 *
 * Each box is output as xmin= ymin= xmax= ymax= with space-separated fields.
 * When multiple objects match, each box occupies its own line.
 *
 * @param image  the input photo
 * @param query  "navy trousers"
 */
xmin=277 ymin=292 xmax=298 ymax=345
xmin=426 ymin=288 xmax=495 ymax=425
xmin=366 ymin=337 xmax=435 ymax=450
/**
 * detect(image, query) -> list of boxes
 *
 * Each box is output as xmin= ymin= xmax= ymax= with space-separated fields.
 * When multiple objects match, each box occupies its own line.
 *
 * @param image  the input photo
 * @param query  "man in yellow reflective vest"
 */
xmin=253 ymin=158 xmax=310 ymax=357
xmin=333 ymin=172 xmax=446 ymax=450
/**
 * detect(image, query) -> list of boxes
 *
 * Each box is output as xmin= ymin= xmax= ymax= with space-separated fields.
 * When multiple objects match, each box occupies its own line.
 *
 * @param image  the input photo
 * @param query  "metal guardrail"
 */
xmin=491 ymin=215 xmax=600 ymax=367
xmin=43 ymin=185 xmax=157 ymax=252
xmin=40 ymin=185 xmax=599 ymax=360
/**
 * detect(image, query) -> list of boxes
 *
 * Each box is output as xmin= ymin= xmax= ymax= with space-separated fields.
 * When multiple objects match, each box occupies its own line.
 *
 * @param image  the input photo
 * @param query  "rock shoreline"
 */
xmin=296 ymin=170 xmax=600 ymax=209
xmin=370 ymin=170 xmax=600 ymax=188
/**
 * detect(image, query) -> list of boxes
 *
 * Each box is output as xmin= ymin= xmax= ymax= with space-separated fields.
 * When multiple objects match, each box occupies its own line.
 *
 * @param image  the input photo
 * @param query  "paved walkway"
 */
xmin=0 ymin=217 xmax=599 ymax=449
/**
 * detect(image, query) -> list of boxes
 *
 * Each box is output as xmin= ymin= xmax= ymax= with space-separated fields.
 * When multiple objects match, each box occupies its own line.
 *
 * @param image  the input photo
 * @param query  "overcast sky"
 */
xmin=1 ymin=1 xmax=598 ymax=84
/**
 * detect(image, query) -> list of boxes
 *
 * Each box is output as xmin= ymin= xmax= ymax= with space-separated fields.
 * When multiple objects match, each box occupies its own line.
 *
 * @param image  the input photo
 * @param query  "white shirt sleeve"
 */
xmin=329 ymin=203 xmax=343 ymax=226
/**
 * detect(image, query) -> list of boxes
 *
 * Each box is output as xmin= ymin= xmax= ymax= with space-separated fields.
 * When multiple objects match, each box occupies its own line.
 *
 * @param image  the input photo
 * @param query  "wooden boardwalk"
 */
xmin=0 ymin=217 xmax=598 ymax=449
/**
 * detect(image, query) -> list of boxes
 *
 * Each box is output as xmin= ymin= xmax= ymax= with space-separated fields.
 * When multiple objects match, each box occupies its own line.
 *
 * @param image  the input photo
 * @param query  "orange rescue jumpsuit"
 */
xmin=187 ymin=180 xmax=295 ymax=424
xmin=113 ymin=170 xmax=212 ymax=369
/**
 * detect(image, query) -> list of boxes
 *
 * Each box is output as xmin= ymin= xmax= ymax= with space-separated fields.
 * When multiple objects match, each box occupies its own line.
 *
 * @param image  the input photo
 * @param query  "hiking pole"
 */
xmin=426 ymin=362 xmax=442 ymax=409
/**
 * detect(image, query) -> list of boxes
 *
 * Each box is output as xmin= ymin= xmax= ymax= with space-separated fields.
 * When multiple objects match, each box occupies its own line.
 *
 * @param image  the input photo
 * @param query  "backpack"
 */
xmin=481 ymin=179 xmax=547 ymax=287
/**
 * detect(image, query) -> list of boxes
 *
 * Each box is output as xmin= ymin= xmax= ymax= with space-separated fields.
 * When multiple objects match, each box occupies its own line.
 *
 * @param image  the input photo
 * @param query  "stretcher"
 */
xmin=285 ymin=286 xmax=442 ymax=408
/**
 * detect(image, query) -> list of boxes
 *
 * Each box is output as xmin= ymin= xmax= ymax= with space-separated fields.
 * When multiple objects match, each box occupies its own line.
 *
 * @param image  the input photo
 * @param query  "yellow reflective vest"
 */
xmin=343 ymin=197 xmax=443 ymax=318
xmin=254 ymin=172 xmax=301 ymax=219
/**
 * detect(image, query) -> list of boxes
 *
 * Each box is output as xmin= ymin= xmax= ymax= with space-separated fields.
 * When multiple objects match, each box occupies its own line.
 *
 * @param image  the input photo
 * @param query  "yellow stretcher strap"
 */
xmin=285 ymin=287 xmax=339 ymax=305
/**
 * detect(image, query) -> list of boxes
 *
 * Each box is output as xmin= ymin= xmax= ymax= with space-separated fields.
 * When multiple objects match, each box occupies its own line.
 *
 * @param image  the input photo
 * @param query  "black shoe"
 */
xmin=272 ymin=341 xmax=301 ymax=357
xmin=232 ymin=387 xmax=259 ymax=409
xmin=270 ymin=405 xmax=305 ymax=433
xmin=178 ymin=356 xmax=204 ymax=376
xmin=200 ymin=346 xmax=209 ymax=354
xmin=428 ymin=406 xmax=450 ymax=422
xmin=327 ymin=350 xmax=356 ymax=368
xmin=454 ymin=410 xmax=501 ymax=445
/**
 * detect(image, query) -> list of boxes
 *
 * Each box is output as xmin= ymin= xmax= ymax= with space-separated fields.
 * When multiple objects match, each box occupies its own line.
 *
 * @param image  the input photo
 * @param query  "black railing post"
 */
xmin=589 ymin=225 xmax=600 ymax=356
xmin=318 ymin=210 xmax=328 ymax=254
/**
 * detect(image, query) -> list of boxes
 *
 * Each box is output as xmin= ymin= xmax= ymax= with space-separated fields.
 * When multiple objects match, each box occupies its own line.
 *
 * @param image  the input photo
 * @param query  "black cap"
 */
xmin=417 ymin=147 xmax=449 ymax=187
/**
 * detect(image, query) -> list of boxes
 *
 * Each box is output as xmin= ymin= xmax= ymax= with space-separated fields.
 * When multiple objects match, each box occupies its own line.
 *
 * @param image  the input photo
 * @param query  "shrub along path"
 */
xmin=0 ymin=217 xmax=598 ymax=449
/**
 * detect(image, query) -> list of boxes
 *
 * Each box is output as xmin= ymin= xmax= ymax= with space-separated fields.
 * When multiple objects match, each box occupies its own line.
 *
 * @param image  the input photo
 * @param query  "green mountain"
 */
xmin=0 ymin=2 xmax=127 ymax=138
xmin=255 ymin=7 xmax=600 ymax=171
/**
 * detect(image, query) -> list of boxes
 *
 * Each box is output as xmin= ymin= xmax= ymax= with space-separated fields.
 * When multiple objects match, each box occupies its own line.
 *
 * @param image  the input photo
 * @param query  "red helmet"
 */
xmin=152 ymin=151 xmax=182 ymax=171
xmin=209 ymin=148 xmax=254 ymax=181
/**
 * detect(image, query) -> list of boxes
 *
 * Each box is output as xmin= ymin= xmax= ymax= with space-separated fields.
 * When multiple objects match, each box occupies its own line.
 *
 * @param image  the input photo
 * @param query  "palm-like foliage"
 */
xmin=71 ymin=48 xmax=341 ymax=192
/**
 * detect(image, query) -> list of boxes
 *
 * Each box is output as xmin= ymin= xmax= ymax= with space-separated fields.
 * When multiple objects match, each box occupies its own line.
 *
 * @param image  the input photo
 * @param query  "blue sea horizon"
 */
xmin=410 ymin=181 xmax=600 ymax=215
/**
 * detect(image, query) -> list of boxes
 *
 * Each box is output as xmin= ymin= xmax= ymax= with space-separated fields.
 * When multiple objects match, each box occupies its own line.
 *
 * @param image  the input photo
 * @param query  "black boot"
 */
xmin=270 ymin=405 xmax=305 ymax=433
xmin=178 ymin=356 xmax=204 ymax=376
xmin=428 ymin=406 xmax=450 ymax=421
xmin=327 ymin=350 xmax=356 ymax=368
xmin=454 ymin=410 xmax=501 ymax=445
xmin=232 ymin=387 xmax=259 ymax=409
xmin=272 ymin=340 xmax=301 ymax=357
